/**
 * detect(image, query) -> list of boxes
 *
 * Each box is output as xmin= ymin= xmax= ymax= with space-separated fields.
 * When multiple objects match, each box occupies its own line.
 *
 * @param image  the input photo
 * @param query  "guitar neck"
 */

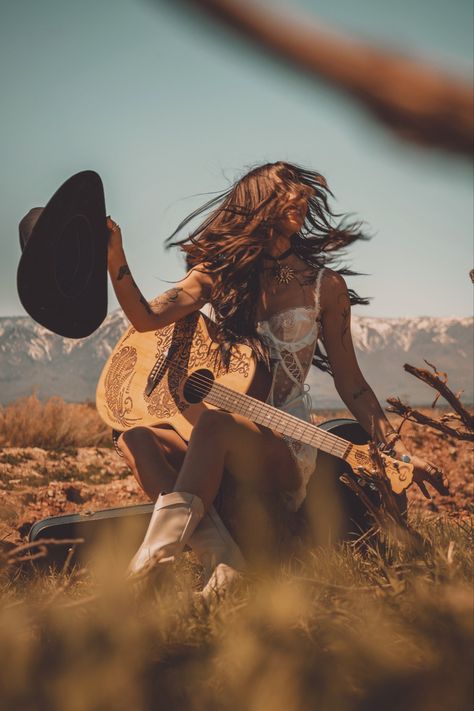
xmin=206 ymin=381 xmax=351 ymax=461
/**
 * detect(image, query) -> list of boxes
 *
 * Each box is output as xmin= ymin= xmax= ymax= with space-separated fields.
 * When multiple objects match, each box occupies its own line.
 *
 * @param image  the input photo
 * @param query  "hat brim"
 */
xmin=17 ymin=170 xmax=108 ymax=339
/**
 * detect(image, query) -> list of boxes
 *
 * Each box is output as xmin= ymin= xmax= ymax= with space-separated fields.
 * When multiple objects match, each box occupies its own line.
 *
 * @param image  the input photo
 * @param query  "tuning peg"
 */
xmin=401 ymin=454 xmax=411 ymax=463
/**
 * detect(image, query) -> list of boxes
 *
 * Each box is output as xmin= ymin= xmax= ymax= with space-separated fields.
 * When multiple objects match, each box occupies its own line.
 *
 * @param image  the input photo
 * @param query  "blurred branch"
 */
xmin=3 ymin=538 xmax=84 ymax=567
xmin=173 ymin=0 xmax=474 ymax=155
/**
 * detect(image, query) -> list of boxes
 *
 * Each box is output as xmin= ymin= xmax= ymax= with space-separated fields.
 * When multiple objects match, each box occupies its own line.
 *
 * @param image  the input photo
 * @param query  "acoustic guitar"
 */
xmin=96 ymin=312 xmax=413 ymax=494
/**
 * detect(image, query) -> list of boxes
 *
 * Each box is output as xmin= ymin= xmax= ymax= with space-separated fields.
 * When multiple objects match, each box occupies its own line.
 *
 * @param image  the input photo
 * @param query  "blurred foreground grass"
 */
xmin=1 ymin=515 xmax=472 ymax=711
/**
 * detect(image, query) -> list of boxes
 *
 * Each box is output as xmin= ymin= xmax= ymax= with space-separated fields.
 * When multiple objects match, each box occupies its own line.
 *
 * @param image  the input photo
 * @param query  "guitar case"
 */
xmin=27 ymin=419 xmax=406 ymax=570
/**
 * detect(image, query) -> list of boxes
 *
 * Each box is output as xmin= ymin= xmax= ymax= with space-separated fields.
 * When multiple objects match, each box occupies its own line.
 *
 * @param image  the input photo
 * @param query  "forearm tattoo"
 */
xmin=115 ymin=262 xmax=157 ymax=316
xmin=139 ymin=294 xmax=153 ymax=315
xmin=352 ymin=385 xmax=369 ymax=401
xmin=116 ymin=264 xmax=132 ymax=281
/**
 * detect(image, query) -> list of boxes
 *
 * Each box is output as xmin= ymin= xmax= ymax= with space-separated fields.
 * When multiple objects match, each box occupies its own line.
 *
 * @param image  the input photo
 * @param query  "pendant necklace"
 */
xmin=263 ymin=246 xmax=297 ymax=285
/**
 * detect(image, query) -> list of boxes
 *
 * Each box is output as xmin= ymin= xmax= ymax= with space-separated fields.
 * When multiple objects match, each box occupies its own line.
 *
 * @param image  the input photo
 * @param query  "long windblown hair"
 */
xmin=166 ymin=161 xmax=371 ymax=375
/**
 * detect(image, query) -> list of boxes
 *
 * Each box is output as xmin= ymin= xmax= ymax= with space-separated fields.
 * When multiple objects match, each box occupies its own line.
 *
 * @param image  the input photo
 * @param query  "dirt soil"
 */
xmin=0 ymin=414 xmax=472 ymax=546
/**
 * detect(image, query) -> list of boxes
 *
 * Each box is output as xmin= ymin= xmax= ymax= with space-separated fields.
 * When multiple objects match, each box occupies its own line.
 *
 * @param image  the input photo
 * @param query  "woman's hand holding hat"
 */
xmin=106 ymin=216 xmax=123 ymax=261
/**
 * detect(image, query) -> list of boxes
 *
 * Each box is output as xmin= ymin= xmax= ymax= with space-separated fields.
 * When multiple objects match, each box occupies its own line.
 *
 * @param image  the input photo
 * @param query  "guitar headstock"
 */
xmin=346 ymin=445 xmax=414 ymax=494
xmin=378 ymin=451 xmax=414 ymax=493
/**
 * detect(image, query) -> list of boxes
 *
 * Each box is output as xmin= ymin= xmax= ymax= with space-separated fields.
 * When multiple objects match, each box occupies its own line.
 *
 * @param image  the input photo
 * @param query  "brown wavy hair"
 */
xmin=166 ymin=161 xmax=371 ymax=374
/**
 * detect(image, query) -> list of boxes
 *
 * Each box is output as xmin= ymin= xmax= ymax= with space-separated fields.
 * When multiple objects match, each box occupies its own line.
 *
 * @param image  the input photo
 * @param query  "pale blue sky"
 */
xmin=1 ymin=0 xmax=472 ymax=319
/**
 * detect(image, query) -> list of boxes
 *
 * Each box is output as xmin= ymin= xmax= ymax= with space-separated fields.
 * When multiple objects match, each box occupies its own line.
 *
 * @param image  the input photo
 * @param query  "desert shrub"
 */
xmin=0 ymin=515 xmax=472 ymax=711
xmin=0 ymin=394 xmax=111 ymax=448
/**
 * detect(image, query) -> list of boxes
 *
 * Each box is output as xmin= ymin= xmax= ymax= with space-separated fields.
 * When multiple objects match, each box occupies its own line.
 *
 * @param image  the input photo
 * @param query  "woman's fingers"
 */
xmin=106 ymin=216 xmax=121 ymax=233
xmin=412 ymin=455 xmax=450 ymax=498
xmin=425 ymin=466 xmax=450 ymax=496
xmin=416 ymin=478 xmax=431 ymax=499
xmin=106 ymin=217 xmax=123 ymax=258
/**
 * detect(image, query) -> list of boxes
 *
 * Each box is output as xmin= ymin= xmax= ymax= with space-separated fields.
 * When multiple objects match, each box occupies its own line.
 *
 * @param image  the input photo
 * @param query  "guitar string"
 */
xmin=150 ymin=355 xmax=349 ymax=458
xmin=146 ymin=354 xmax=350 ymax=459
xmin=204 ymin=376 xmax=347 ymax=457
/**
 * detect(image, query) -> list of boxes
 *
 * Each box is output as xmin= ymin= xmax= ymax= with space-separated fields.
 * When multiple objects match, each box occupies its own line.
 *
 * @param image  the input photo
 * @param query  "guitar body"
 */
xmin=96 ymin=312 xmax=413 ymax=493
xmin=96 ymin=312 xmax=261 ymax=441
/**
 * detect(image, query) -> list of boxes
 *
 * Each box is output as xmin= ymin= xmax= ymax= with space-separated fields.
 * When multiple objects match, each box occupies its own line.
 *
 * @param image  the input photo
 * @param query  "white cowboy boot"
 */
xmin=128 ymin=491 xmax=204 ymax=576
xmin=190 ymin=506 xmax=246 ymax=585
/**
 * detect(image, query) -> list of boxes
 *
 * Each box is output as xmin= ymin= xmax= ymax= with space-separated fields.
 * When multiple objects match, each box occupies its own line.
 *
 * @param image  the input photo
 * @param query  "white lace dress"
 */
xmin=256 ymin=268 xmax=326 ymax=511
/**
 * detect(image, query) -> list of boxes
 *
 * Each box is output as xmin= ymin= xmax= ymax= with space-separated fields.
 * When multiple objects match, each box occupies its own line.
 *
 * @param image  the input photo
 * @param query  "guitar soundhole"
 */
xmin=183 ymin=369 xmax=214 ymax=404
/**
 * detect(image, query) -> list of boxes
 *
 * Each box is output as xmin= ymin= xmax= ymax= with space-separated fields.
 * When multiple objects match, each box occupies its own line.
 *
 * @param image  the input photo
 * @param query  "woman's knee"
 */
xmin=118 ymin=426 xmax=159 ymax=455
xmin=192 ymin=409 xmax=232 ymax=442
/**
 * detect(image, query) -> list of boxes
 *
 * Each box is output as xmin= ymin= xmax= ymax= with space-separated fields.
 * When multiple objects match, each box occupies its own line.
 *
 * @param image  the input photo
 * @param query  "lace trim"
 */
xmin=258 ymin=268 xmax=326 ymax=511
xmin=258 ymin=303 xmax=317 ymax=326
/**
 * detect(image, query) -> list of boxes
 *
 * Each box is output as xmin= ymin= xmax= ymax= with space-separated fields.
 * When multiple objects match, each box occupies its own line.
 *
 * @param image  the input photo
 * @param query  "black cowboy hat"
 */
xmin=17 ymin=170 xmax=108 ymax=339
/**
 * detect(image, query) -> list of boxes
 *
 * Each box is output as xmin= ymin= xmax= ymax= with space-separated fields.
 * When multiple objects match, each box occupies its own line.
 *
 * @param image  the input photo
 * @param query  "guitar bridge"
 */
xmin=145 ymin=344 xmax=178 ymax=397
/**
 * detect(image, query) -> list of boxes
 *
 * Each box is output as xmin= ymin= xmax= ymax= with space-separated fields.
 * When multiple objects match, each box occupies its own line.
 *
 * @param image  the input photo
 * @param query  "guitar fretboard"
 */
xmin=206 ymin=381 xmax=350 ymax=460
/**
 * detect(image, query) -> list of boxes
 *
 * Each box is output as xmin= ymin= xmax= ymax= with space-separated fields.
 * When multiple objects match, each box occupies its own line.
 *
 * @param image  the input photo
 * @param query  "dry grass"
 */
xmin=0 ymin=395 xmax=111 ymax=449
xmin=0 ymin=515 xmax=472 ymax=711
xmin=0 ymin=396 xmax=472 ymax=709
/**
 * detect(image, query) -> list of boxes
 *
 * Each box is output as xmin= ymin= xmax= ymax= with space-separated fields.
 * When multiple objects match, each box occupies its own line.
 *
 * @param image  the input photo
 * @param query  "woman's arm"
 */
xmin=320 ymin=270 xmax=449 ymax=497
xmin=107 ymin=217 xmax=212 ymax=332
xmin=319 ymin=271 xmax=394 ymax=443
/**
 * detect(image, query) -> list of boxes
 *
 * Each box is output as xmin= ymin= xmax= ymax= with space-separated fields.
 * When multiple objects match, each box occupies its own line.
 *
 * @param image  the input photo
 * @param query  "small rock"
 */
xmin=64 ymin=485 xmax=85 ymax=504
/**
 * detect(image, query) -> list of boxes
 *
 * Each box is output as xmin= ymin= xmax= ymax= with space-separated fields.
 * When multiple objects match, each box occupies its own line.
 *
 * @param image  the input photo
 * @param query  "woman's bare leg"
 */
xmin=117 ymin=425 xmax=187 ymax=500
xmin=174 ymin=409 xmax=300 ymax=510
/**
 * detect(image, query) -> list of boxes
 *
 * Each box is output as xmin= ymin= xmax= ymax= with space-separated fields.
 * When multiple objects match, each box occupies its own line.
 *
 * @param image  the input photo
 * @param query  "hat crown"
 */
xmin=55 ymin=214 xmax=95 ymax=298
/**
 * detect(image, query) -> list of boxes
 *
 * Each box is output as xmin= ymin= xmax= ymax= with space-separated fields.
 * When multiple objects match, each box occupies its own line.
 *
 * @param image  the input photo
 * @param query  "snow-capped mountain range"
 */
xmin=0 ymin=312 xmax=472 ymax=409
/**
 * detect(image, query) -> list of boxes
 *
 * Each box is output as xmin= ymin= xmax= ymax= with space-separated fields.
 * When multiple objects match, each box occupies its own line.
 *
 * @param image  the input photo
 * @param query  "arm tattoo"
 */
xmin=149 ymin=287 xmax=183 ymax=314
xmin=353 ymin=385 xmax=369 ymax=401
xmin=117 ymin=264 xmax=131 ymax=281
xmin=341 ymin=306 xmax=350 ymax=348
xmin=337 ymin=293 xmax=351 ymax=351
xmin=139 ymin=294 xmax=153 ymax=315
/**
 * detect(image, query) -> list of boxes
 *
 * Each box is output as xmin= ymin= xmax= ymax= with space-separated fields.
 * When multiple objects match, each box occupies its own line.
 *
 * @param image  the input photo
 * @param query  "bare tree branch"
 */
xmin=404 ymin=361 xmax=474 ymax=431
xmin=171 ymin=0 xmax=474 ymax=155
xmin=386 ymin=397 xmax=474 ymax=442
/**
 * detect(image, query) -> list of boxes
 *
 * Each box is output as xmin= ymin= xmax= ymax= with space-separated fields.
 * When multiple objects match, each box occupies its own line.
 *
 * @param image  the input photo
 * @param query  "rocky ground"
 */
xmin=0 ymin=414 xmax=471 ymax=546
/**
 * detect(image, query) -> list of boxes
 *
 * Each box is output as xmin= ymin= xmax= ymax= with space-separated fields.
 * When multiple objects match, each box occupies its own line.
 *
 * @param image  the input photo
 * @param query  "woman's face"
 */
xmin=273 ymin=179 xmax=313 ymax=237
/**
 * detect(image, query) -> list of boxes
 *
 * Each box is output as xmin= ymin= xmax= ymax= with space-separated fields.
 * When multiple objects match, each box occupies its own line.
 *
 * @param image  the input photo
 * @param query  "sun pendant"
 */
xmin=275 ymin=265 xmax=296 ymax=285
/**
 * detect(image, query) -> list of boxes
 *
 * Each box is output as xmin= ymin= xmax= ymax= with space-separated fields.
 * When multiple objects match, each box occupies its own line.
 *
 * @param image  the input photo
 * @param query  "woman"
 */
xmin=107 ymin=161 xmax=448 ymax=591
